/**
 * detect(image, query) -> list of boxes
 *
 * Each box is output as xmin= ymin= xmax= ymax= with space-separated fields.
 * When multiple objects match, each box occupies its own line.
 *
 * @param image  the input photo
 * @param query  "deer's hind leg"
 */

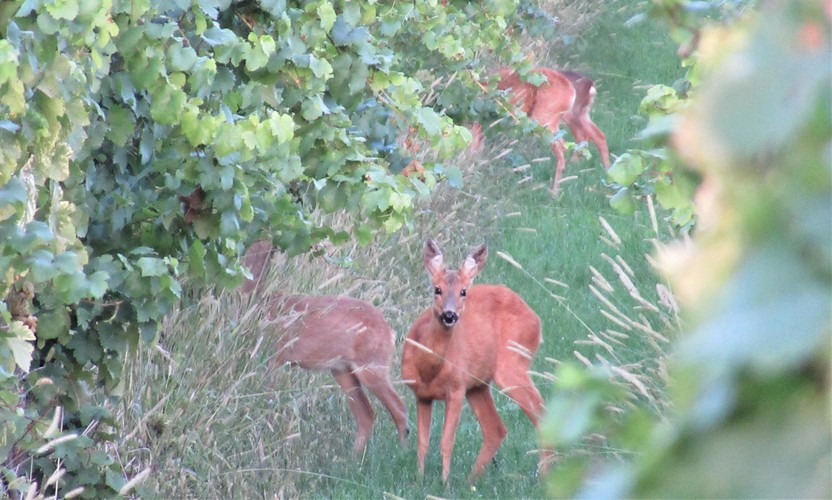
xmin=332 ymin=368 xmax=375 ymax=452
xmin=466 ymin=385 xmax=507 ymax=483
xmin=494 ymin=359 xmax=552 ymax=474
xmin=354 ymin=364 xmax=410 ymax=445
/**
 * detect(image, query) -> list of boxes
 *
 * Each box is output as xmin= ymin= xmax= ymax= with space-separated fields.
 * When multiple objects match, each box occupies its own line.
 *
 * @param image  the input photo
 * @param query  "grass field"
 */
xmin=118 ymin=1 xmax=685 ymax=497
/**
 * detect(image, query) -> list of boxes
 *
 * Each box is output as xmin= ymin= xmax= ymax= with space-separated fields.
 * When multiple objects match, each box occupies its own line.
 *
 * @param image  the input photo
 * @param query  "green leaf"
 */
xmin=213 ymin=123 xmax=243 ymax=157
xmin=181 ymin=108 xmax=216 ymax=147
xmin=140 ymin=321 xmax=159 ymax=343
xmin=6 ymin=330 xmax=34 ymax=372
xmin=188 ymin=240 xmax=206 ymax=279
xmin=37 ymin=308 xmax=71 ymax=342
xmin=105 ymin=468 xmax=126 ymax=492
xmin=220 ymin=210 xmax=239 ymax=234
xmin=167 ymin=44 xmax=198 ymax=72
xmin=67 ymin=330 xmax=103 ymax=365
xmin=0 ymin=79 xmax=24 ymax=115
xmin=442 ymin=165 xmax=463 ymax=188
xmin=388 ymin=191 xmax=411 ymax=212
xmin=149 ymin=85 xmax=187 ymax=125
xmin=416 ymin=107 xmax=442 ymax=136
xmin=106 ymin=105 xmax=135 ymax=146
xmin=318 ymin=2 xmax=336 ymax=32
xmin=128 ymin=51 xmax=164 ymax=90
xmin=260 ymin=34 xmax=276 ymax=54
xmin=0 ymin=178 xmax=26 ymax=222
xmin=245 ymin=40 xmax=269 ymax=72
xmin=259 ymin=0 xmax=287 ymax=18
xmin=607 ymin=153 xmax=644 ymax=186
xmin=356 ymin=225 xmax=373 ymax=245
xmin=382 ymin=212 xmax=404 ymax=233
xmin=0 ymin=40 xmax=19 ymax=85
xmin=301 ymin=95 xmax=329 ymax=121
xmin=610 ymin=187 xmax=637 ymax=215
xmin=87 ymin=271 xmax=109 ymax=298
xmin=655 ymin=177 xmax=693 ymax=210
xmin=379 ymin=18 xmax=401 ymax=37
xmin=45 ymin=0 xmax=79 ymax=21
xmin=137 ymin=257 xmax=167 ymax=277
xmin=254 ymin=121 xmax=273 ymax=151
xmin=361 ymin=188 xmax=390 ymax=212
xmin=54 ymin=272 xmax=89 ymax=304
xmin=699 ymin=11 xmax=828 ymax=160
xmin=269 ymin=112 xmax=295 ymax=143
xmin=27 ymin=250 xmax=57 ymax=282
xmin=275 ymin=155 xmax=304 ymax=183
xmin=639 ymin=84 xmax=681 ymax=115
xmin=202 ymin=26 xmax=237 ymax=46
xmin=309 ymin=56 xmax=333 ymax=80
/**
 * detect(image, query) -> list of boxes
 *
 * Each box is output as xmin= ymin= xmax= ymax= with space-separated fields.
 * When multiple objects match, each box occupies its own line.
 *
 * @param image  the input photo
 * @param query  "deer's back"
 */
xmin=464 ymin=284 xmax=541 ymax=352
xmin=270 ymin=295 xmax=395 ymax=371
xmin=497 ymin=68 xmax=575 ymax=118
xmin=497 ymin=67 xmax=535 ymax=114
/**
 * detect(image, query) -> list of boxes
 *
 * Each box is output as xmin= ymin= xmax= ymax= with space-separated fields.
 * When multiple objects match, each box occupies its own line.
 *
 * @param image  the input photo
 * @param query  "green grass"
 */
xmin=117 ymin=1 xmax=684 ymax=497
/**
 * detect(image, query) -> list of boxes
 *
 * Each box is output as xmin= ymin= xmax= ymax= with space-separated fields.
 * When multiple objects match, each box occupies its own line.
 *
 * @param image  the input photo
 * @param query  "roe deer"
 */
xmin=242 ymin=240 xmax=409 ymax=452
xmin=494 ymin=67 xmax=609 ymax=194
xmin=401 ymin=239 xmax=550 ymax=483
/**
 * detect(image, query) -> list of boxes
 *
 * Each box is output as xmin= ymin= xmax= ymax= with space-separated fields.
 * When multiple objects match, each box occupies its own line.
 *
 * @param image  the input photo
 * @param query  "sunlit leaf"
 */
xmin=6 ymin=330 xmax=35 ymax=372
xmin=318 ymin=2 xmax=336 ymax=32
xmin=607 ymin=153 xmax=644 ymax=186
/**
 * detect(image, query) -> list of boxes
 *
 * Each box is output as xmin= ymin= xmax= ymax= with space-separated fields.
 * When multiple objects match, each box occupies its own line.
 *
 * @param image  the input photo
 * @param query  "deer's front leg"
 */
xmin=439 ymin=390 xmax=466 ymax=483
xmin=416 ymin=398 xmax=433 ymax=477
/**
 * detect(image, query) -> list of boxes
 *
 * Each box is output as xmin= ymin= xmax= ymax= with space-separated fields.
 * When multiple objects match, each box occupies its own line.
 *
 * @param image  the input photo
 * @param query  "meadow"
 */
xmin=118 ymin=1 xmax=686 ymax=497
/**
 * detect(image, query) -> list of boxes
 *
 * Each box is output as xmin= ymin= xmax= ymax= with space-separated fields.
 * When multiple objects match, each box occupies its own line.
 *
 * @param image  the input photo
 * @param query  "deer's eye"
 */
xmin=434 ymin=287 xmax=442 ymax=296
xmin=460 ymin=288 xmax=467 ymax=297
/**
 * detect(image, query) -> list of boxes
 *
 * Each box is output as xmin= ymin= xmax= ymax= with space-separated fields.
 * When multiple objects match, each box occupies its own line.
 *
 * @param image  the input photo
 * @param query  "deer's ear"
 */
xmin=461 ymin=244 xmax=487 ymax=280
xmin=423 ymin=239 xmax=444 ymax=276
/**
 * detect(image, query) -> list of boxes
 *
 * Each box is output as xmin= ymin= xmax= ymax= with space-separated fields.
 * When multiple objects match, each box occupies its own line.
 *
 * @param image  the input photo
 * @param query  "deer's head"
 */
xmin=423 ymin=239 xmax=488 ymax=328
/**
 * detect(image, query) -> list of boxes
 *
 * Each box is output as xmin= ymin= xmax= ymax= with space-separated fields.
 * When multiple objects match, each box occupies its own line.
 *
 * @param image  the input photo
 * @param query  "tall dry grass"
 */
xmin=572 ymin=214 xmax=680 ymax=416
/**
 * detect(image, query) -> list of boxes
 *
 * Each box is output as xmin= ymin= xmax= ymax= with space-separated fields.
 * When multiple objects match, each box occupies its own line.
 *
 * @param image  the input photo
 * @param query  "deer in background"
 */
xmin=491 ymin=67 xmax=610 ymax=195
xmin=241 ymin=240 xmax=409 ymax=452
xmin=400 ymin=239 xmax=550 ymax=483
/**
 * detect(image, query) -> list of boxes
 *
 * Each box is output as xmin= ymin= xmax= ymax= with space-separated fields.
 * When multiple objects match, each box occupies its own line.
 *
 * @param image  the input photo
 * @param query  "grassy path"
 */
xmin=330 ymin=2 xmax=684 ymax=497
xmin=488 ymin=0 xmax=682 ymax=369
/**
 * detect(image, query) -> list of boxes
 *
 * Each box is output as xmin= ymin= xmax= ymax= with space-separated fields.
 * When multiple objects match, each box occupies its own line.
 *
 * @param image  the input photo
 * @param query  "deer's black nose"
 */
xmin=440 ymin=310 xmax=458 ymax=326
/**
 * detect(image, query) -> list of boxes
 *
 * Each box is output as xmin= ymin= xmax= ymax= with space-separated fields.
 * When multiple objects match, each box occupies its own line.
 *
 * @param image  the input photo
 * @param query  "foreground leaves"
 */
xmin=546 ymin=1 xmax=831 ymax=497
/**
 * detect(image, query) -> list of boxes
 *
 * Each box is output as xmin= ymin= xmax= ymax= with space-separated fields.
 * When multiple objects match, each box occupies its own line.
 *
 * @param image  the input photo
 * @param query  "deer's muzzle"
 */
xmin=440 ymin=310 xmax=458 ymax=326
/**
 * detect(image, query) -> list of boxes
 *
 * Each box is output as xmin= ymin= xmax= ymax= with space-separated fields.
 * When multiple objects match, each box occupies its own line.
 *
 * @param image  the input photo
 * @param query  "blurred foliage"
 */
xmin=543 ymin=0 xmax=831 ymax=497
xmin=606 ymin=0 xmax=754 ymax=229
xmin=0 ymin=0 xmax=550 ymax=496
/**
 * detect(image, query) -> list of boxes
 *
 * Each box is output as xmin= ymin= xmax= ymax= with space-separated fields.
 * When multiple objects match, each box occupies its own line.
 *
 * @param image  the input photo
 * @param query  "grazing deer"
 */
xmin=241 ymin=240 xmax=409 ymax=452
xmin=494 ymin=67 xmax=610 ymax=194
xmin=401 ymin=239 xmax=549 ymax=483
